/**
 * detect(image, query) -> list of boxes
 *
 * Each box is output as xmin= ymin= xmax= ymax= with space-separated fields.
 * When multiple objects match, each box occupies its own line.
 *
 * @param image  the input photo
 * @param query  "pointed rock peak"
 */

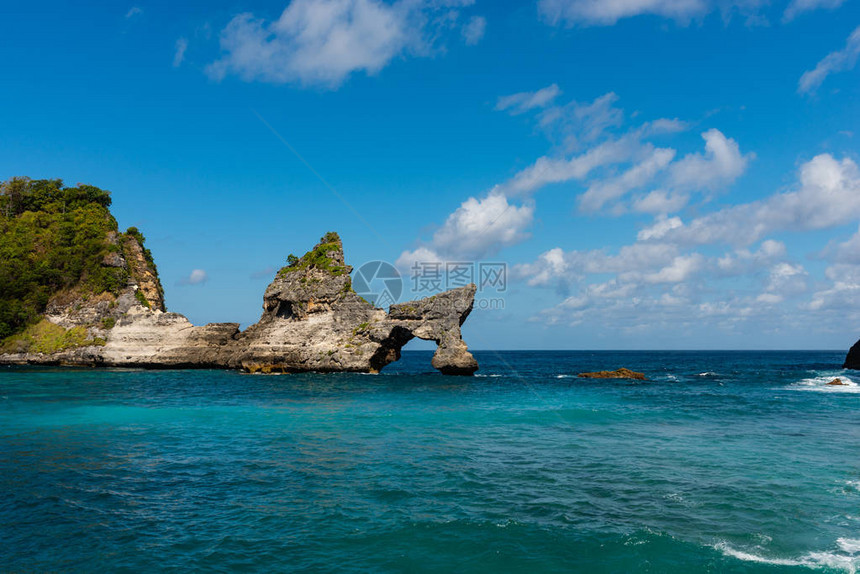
xmin=122 ymin=227 xmax=165 ymax=312
xmin=277 ymin=232 xmax=348 ymax=278
xmin=263 ymin=232 xmax=357 ymax=320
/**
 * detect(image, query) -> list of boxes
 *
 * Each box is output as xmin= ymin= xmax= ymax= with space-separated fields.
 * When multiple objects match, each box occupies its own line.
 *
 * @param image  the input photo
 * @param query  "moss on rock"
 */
xmin=1 ymin=319 xmax=104 ymax=354
xmin=277 ymin=232 xmax=348 ymax=277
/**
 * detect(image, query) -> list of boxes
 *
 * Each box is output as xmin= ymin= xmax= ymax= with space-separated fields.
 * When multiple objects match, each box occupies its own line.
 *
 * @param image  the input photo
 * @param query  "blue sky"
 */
xmin=2 ymin=0 xmax=860 ymax=349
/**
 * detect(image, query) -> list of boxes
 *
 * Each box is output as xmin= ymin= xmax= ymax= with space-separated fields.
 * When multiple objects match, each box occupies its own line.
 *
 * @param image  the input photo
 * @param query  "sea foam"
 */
xmin=789 ymin=374 xmax=860 ymax=393
xmin=715 ymin=541 xmax=859 ymax=573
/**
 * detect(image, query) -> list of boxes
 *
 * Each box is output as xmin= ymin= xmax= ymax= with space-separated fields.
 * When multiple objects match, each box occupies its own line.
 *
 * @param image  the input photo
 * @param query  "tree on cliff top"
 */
xmin=1 ymin=177 xmax=111 ymax=217
xmin=0 ymin=177 xmax=124 ymax=340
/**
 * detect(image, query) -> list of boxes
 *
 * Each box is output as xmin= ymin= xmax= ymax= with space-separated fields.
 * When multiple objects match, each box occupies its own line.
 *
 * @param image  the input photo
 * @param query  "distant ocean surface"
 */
xmin=2 ymin=351 xmax=859 ymax=573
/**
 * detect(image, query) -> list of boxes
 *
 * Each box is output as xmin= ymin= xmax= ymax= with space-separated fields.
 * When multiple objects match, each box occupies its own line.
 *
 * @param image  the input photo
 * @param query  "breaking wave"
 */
xmin=789 ymin=374 xmax=860 ymax=393
xmin=715 ymin=540 xmax=860 ymax=573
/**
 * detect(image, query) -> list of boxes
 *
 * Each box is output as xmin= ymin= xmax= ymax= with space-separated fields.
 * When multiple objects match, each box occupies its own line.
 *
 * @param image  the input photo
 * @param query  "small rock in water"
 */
xmin=827 ymin=378 xmax=846 ymax=385
xmin=577 ymin=368 xmax=646 ymax=380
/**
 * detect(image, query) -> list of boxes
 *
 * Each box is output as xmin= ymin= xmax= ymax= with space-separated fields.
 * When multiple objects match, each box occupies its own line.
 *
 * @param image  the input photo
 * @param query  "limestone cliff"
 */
xmin=0 ymin=233 xmax=479 ymax=375
xmin=0 ymin=178 xmax=164 ymax=342
xmin=120 ymin=230 xmax=165 ymax=312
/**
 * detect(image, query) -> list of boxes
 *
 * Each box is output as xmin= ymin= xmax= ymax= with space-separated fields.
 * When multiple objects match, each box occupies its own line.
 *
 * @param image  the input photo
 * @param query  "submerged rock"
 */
xmin=827 ymin=378 xmax=845 ymax=386
xmin=0 ymin=232 xmax=479 ymax=375
xmin=577 ymin=368 xmax=646 ymax=380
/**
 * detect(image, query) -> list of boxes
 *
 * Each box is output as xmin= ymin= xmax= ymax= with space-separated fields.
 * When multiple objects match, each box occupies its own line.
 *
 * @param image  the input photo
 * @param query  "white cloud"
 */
xmin=501 ymin=137 xmax=640 ymax=197
xmin=514 ymin=241 xmax=682 ymax=288
xmin=526 ymin=247 xmax=813 ymax=338
xmin=400 ymin=88 xmax=749 ymax=273
xmin=783 ymin=0 xmax=845 ymax=21
xmin=400 ymin=88 xmax=630 ymax=269
xmin=808 ymin=263 xmax=860 ymax=311
xmin=517 ymin=247 xmax=571 ymax=287
xmin=500 ymin=117 xmax=856 ymax=342
xmin=432 ymin=193 xmax=534 ymax=256
xmin=538 ymin=92 xmax=625 ymax=148
xmin=762 ymin=262 xmax=808 ymax=298
xmin=180 ymin=269 xmax=209 ymax=286
xmin=396 ymin=192 xmax=534 ymax=267
xmin=756 ymin=292 xmax=784 ymax=304
xmin=668 ymin=129 xmax=752 ymax=192
xmin=495 ymin=84 xmax=561 ymax=115
xmin=492 ymin=90 xmax=746 ymax=214
xmin=652 ymin=154 xmax=860 ymax=246
xmin=534 ymin=0 xmax=848 ymax=28
xmin=638 ymin=215 xmax=684 ymax=241
xmin=623 ymin=129 xmax=751 ymax=215
xmin=798 ymin=25 xmax=860 ymax=95
xmin=812 ymin=229 xmax=860 ymax=313
xmin=514 ymin=150 xmax=857 ymax=334
xmin=639 ymin=118 xmax=690 ymax=137
xmin=126 ymin=6 xmax=142 ymax=19
xmin=560 ymin=280 xmax=638 ymax=309
xmin=823 ymin=225 xmax=860 ymax=264
xmin=173 ymin=38 xmax=188 ymax=68
xmin=536 ymin=0 xmax=769 ymax=26
xmin=515 ymin=151 xmax=860 ymax=340
xmin=461 ymin=15 xmax=486 ymax=45
xmin=716 ymin=240 xmax=786 ymax=275
xmin=207 ymin=0 xmax=479 ymax=87
xmin=637 ymin=253 xmax=704 ymax=284
xmin=596 ymin=242 xmax=681 ymax=274
xmin=537 ymin=0 xmax=709 ymax=26
xmin=632 ymin=189 xmax=689 ymax=214
xmin=579 ymin=146 xmax=675 ymax=212
xmin=503 ymin=125 xmax=748 ymax=214
xmin=395 ymin=246 xmax=442 ymax=271
xmin=518 ymin=228 xmax=820 ymax=339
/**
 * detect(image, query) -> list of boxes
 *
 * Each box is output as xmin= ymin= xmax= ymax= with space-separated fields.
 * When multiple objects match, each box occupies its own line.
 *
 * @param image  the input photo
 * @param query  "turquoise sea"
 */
xmin=1 ymin=351 xmax=859 ymax=572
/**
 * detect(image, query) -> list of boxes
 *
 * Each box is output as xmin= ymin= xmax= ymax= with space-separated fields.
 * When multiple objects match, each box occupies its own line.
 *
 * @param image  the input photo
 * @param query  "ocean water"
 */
xmin=1 ymin=351 xmax=859 ymax=573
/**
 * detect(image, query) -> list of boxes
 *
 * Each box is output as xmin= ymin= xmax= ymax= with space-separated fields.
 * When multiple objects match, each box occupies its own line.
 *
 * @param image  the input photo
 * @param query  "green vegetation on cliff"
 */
xmin=125 ymin=226 xmax=165 ymax=307
xmin=278 ymin=232 xmax=348 ymax=277
xmin=0 ymin=319 xmax=105 ymax=354
xmin=0 ymin=177 xmax=160 ymax=340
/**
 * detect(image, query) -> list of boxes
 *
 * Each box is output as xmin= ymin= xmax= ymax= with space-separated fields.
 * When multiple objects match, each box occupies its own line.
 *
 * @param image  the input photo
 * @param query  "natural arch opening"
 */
xmin=377 ymin=337 xmax=439 ymax=374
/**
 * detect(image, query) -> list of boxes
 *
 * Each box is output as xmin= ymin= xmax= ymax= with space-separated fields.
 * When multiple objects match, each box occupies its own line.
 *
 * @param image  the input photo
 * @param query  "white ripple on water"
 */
xmin=715 ymin=541 xmax=860 ymax=573
xmin=788 ymin=374 xmax=860 ymax=394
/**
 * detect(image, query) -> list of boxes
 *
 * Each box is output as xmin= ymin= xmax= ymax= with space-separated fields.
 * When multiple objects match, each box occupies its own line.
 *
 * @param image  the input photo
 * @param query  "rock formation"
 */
xmin=577 ymin=368 xmax=646 ymax=380
xmin=827 ymin=378 xmax=845 ymax=386
xmin=0 ymin=233 xmax=479 ymax=375
xmin=843 ymin=340 xmax=860 ymax=370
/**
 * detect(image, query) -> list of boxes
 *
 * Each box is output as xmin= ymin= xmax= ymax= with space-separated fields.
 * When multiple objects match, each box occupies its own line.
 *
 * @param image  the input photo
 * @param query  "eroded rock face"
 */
xmin=122 ymin=234 xmax=165 ymax=312
xmin=388 ymin=288 xmax=478 ymax=375
xmin=0 ymin=233 xmax=480 ymax=375
xmin=225 ymin=233 xmax=478 ymax=375
xmin=101 ymin=308 xmax=240 ymax=368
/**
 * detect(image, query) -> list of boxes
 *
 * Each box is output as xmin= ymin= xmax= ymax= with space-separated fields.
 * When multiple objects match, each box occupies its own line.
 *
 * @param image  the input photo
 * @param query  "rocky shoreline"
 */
xmin=0 ymin=233 xmax=479 ymax=375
